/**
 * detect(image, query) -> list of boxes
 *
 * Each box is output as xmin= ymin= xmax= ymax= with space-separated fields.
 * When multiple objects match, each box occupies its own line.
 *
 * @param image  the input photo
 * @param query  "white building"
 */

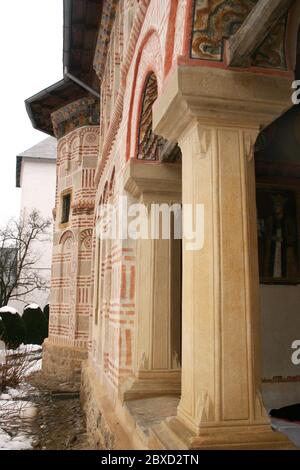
xmin=11 ymin=137 xmax=57 ymax=311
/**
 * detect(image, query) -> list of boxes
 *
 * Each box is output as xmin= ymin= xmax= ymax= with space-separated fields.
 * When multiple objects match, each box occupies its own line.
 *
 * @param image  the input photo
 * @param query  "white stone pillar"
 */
xmin=122 ymin=160 xmax=182 ymax=399
xmin=151 ymin=66 xmax=294 ymax=449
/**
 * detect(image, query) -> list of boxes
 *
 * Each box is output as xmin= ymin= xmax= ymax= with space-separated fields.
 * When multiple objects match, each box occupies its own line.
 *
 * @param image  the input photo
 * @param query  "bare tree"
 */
xmin=0 ymin=210 xmax=52 ymax=307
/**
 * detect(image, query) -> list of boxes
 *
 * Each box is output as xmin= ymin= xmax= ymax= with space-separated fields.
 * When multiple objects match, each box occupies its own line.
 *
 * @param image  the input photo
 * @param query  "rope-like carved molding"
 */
xmin=93 ymin=0 xmax=120 ymax=79
xmin=72 ymin=200 xmax=95 ymax=215
xmin=94 ymin=0 xmax=151 ymax=185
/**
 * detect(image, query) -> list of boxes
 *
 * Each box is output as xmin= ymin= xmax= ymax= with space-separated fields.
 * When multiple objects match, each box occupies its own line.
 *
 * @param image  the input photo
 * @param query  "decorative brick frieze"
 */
xmin=52 ymin=98 xmax=100 ymax=139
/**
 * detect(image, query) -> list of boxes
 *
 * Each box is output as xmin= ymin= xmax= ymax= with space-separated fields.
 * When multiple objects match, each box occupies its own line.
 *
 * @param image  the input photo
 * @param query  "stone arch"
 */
xmin=126 ymin=30 xmax=164 ymax=161
xmin=57 ymin=138 xmax=68 ymax=155
xmin=80 ymin=229 xmax=93 ymax=251
xmin=69 ymin=134 xmax=80 ymax=152
xmin=59 ymin=230 xmax=75 ymax=250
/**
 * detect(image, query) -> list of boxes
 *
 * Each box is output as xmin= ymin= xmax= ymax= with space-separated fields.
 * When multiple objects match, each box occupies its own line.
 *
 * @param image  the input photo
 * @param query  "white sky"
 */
xmin=0 ymin=0 xmax=63 ymax=225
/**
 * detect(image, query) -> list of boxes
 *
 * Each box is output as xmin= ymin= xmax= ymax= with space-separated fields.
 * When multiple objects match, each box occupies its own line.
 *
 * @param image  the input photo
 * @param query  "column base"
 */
xmin=149 ymin=417 xmax=297 ymax=450
xmin=120 ymin=370 xmax=181 ymax=401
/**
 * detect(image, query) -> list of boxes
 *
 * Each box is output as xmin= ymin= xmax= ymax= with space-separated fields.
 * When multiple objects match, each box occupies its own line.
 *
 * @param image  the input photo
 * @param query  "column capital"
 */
xmin=153 ymin=65 xmax=293 ymax=143
xmin=123 ymin=159 xmax=181 ymax=203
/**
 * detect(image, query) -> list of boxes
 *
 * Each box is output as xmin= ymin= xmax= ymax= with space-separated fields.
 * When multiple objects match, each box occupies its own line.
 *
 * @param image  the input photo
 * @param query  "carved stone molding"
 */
xmin=72 ymin=200 xmax=95 ymax=216
xmin=153 ymin=65 xmax=292 ymax=143
xmin=190 ymin=127 xmax=212 ymax=159
xmin=124 ymin=159 xmax=181 ymax=202
xmin=244 ymin=131 xmax=257 ymax=161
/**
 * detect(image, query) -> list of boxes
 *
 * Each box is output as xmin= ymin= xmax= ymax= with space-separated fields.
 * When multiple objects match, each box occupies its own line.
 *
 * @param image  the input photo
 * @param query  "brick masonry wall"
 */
xmin=48 ymin=126 xmax=99 ymax=354
xmin=89 ymin=0 xmax=183 ymax=398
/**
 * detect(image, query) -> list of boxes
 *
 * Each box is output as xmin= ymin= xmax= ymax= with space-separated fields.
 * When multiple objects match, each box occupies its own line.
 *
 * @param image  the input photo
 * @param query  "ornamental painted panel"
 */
xmin=191 ymin=0 xmax=258 ymax=61
xmin=51 ymin=97 xmax=100 ymax=139
xmin=137 ymin=73 xmax=165 ymax=161
xmin=251 ymin=17 xmax=287 ymax=70
xmin=191 ymin=0 xmax=287 ymax=70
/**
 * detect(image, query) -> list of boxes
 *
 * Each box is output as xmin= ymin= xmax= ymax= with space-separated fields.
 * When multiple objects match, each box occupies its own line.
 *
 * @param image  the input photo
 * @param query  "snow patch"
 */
xmin=24 ymin=303 xmax=40 ymax=311
xmin=0 ymin=341 xmax=5 ymax=365
xmin=0 ymin=306 xmax=18 ymax=315
xmin=0 ymin=430 xmax=33 ymax=450
xmin=6 ymin=344 xmax=42 ymax=354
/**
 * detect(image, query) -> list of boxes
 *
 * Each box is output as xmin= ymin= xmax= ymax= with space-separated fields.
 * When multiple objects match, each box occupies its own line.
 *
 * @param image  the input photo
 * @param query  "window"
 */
xmin=61 ymin=193 xmax=71 ymax=224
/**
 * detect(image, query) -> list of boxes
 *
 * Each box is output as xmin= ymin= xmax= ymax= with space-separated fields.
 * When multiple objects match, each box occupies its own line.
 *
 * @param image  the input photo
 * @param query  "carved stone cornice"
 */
xmin=123 ymin=159 xmax=181 ymax=203
xmin=153 ymin=65 xmax=292 ymax=143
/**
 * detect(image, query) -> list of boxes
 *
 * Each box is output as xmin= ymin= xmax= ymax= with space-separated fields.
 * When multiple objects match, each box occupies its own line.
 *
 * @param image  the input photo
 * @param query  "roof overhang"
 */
xmin=25 ymin=0 xmax=103 ymax=137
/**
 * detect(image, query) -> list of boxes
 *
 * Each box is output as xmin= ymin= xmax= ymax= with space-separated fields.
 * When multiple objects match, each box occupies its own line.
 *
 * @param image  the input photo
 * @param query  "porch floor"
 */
xmin=125 ymin=395 xmax=180 ymax=436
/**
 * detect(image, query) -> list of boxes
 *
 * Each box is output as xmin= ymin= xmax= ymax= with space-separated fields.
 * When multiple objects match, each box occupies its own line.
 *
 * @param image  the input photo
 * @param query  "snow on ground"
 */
xmin=0 ymin=429 xmax=33 ymax=450
xmin=0 ymin=394 xmax=35 ymax=450
xmin=6 ymin=344 xmax=42 ymax=355
xmin=26 ymin=358 xmax=42 ymax=376
xmin=0 ymin=345 xmax=42 ymax=450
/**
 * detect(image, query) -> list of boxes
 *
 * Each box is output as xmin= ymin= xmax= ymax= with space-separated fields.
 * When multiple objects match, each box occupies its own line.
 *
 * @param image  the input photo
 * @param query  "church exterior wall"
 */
xmin=39 ymin=0 xmax=300 ymax=449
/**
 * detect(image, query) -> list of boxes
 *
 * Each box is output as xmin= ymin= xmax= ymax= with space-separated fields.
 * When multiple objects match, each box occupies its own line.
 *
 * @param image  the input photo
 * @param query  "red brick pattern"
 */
xmin=48 ymin=0 xmax=187 ymax=390
xmin=49 ymin=126 xmax=99 ymax=350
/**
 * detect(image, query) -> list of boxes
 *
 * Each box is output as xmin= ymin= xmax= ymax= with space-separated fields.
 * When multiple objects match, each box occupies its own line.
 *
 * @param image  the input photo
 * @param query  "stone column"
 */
xmin=121 ymin=160 xmax=182 ymax=399
xmin=151 ymin=66 xmax=294 ymax=449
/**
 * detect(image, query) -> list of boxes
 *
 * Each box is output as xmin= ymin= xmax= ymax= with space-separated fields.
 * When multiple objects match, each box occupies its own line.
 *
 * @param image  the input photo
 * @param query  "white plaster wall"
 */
xmin=10 ymin=158 xmax=56 ymax=312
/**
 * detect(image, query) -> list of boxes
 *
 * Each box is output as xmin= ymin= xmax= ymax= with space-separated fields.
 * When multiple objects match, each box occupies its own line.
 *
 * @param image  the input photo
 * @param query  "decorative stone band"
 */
xmin=51 ymin=97 xmax=100 ymax=139
xmin=95 ymin=0 xmax=151 ymax=184
xmin=72 ymin=200 xmax=95 ymax=216
xmin=93 ymin=0 xmax=120 ymax=79
xmin=57 ymin=126 xmax=100 ymax=158
xmin=46 ymin=334 xmax=88 ymax=350
xmin=191 ymin=0 xmax=288 ymax=70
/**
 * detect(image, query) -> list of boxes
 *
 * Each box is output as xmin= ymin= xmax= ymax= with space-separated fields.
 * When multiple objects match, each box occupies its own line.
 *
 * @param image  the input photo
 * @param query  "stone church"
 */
xmin=26 ymin=0 xmax=300 ymax=449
